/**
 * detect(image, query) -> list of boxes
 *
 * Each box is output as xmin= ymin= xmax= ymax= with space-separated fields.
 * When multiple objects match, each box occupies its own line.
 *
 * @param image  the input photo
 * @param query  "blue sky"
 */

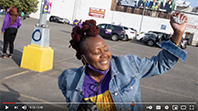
xmin=178 ymin=0 xmax=198 ymax=7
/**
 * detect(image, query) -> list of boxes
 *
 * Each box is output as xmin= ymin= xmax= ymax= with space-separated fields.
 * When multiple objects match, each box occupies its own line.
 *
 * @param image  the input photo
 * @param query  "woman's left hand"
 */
xmin=1 ymin=31 xmax=4 ymax=35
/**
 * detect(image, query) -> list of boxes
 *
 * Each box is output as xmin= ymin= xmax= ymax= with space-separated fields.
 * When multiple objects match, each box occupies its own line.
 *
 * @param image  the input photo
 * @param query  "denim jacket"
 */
xmin=58 ymin=40 xmax=187 ymax=111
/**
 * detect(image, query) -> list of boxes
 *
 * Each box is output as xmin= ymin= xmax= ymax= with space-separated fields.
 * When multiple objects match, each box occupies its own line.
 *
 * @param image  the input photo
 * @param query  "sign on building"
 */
xmin=89 ymin=7 xmax=106 ymax=18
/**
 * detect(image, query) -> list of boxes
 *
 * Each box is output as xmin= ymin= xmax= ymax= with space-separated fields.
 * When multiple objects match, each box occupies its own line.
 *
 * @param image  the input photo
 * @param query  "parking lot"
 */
xmin=0 ymin=18 xmax=197 ymax=111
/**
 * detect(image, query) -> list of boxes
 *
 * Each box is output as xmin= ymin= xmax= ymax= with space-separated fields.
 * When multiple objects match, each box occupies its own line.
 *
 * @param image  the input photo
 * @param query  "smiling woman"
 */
xmin=58 ymin=12 xmax=187 ymax=111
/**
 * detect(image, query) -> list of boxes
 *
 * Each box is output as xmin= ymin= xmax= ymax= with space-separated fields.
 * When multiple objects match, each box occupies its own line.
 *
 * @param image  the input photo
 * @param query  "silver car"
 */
xmin=57 ymin=18 xmax=70 ymax=24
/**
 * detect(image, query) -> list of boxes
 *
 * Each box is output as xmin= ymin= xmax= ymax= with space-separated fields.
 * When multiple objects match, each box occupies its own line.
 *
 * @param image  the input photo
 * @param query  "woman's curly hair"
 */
xmin=69 ymin=19 xmax=100 ymax=60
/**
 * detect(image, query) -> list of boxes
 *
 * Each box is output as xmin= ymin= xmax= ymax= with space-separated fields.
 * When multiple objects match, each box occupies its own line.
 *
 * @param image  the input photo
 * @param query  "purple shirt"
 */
xmin=82 ymin=70 xmax=111 ymax=98
xmin=73 ymin=20 xmax=78 ymax=27
xmin=1 ymin=13 xmax=21 ymax=32
xmin=81 ymin=70 xmax=117 ymax=111
xmin=78 ymin=22 xmax=82 ymax=28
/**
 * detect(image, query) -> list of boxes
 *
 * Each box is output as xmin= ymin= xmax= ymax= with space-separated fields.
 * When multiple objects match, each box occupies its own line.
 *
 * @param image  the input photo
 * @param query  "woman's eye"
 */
xmin=94 ymin=51 xmax=100 ymax=55
xmin=104 ymin=48 xmax=109 ymax=52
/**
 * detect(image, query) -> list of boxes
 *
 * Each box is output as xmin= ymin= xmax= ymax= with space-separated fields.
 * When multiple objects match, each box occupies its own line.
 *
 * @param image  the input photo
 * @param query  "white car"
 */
xmin=136 ymin=32 xmax=145 ymax=41
xmin=122 ymin=26 xmax=137 ymax=41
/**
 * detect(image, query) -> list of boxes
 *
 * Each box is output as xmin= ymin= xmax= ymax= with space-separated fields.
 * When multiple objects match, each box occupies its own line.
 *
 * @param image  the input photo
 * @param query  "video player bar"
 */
xmin=2 ymin=101 xmax=197 ymax=104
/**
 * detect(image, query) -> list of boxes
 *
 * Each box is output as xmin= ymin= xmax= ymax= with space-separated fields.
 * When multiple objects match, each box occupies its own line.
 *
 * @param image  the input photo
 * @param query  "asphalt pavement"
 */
xmin=0 ymin=17 xmax=197 ymax=111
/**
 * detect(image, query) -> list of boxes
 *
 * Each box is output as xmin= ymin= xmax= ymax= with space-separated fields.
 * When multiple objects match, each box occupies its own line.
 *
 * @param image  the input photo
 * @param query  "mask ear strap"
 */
xmin=82 ymin=55 xmax=90 ymax=64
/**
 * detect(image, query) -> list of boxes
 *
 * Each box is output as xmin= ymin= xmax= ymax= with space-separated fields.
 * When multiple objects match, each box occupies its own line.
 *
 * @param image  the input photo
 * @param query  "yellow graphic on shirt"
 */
xmin=84 ymin=90 xmax=117 ymax=111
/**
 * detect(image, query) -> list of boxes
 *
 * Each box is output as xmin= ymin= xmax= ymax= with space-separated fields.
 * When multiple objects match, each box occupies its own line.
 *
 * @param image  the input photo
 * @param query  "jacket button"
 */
xmin=130 ymin=85 xmax=133 ymax=89
xmin=114 ymin=93 xmax=118 ymax=96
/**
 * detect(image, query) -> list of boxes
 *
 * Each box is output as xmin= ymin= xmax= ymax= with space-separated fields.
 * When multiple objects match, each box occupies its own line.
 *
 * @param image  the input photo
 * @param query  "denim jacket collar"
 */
xmin=110 ymin=58 xmax=119 ymax=76
xmin=75 ymin=65 xmax=86 ymax=92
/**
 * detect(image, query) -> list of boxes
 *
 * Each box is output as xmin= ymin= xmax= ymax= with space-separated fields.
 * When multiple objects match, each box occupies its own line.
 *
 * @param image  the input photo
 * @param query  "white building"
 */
xmin=30 ymin=0 xmax=198 ymax=46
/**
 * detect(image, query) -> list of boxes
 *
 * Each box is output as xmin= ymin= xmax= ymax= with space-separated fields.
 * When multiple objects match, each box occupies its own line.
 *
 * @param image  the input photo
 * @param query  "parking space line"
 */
xmin=54 ymin=57 xmax=75 ymax=64
xmin=109 ymin=41 xmax=130 ymax=48
xmin=162 ymin=74 xmax=197 ymax=83
xmin=140 ymin=85 xmax=195 ymax=99
xmin=1 ymin=70 xmax=29 ymax=81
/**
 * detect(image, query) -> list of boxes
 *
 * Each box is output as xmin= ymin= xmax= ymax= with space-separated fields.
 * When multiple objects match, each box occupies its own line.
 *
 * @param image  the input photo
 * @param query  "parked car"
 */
xmin=180 ymin=38 xmax=188 ymax=49
xmin=136 ymin=32 xmax=145 ymax=41
xmin=122 ymin=26 xmax=136 ymax=41
xmin=148 ymin=31 xmax=168 ymax=35
xmin=142 ymin=32 xmax=187 ymax=49
xmin=141 ymin=32 xmax=159 ymax=46
xmin=57 ymin=18 xmax=70 ymax=24
xmin=49 ymin=15 xmax=60 ymax=22
xmin=148 ymin=31 xmax=170 ymax=41
xmin=97 ymin=24 xmax=126 ymax=41
xmin=184 ymin=38 xmax=191 ymax=45
xmin=25 ymin=13 xmax=30 ymax=18
xmin=130 ymin=27 xmax=137 ymax=37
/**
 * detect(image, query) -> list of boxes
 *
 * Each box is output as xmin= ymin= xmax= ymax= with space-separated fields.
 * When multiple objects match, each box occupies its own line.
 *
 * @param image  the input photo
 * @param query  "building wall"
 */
xmin=68 ymin=0 xmax=172 ymax=34
xmin=74 ymin=0 xmax=113 ymax=25
xmin=30 ymin=0 xmax=198 ymax=46
xmin=30 ymin=0 xmax=75 ymax=23
xmin=184 ymin=13 xmax=198 ymax=46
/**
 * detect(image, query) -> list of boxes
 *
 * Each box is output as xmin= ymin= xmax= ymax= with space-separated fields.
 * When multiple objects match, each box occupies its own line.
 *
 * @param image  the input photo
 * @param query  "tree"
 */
xmin=19 ymin=0 xmax=39 ymax=13
xmin=0 ymin=0 xmax=39 ymax=14
xmin=0 ymin=0 xmax=20 ymax=9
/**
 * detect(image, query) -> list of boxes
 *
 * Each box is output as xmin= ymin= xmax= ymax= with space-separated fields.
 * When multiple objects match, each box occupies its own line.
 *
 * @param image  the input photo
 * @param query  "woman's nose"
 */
xmin=101 ymin=51 xmax=108 ymax=58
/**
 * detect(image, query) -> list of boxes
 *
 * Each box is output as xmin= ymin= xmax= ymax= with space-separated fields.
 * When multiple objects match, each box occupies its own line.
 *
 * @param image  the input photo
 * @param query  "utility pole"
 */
xmin=138 ymin=0 xmax=147 ymax=33
xmin=39 ymin=0 xmax=47 ymax=26
xmin=72 ymin=0 xmax=79 ymax=22
xmin=139 ymin=8 xmax=145 ymax=33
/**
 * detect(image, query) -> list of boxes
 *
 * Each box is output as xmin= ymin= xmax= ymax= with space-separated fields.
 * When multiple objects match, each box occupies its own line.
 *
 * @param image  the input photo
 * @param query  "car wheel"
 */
xmin=147 ymin=40 xmax=154 ymax=46
xmin=122 ymin=35 xmax=128 ymax=41
xmin=111 ymin=34 xmax=118 ymax=41
xmin=63 ymin=22 xmax=66 ymax=24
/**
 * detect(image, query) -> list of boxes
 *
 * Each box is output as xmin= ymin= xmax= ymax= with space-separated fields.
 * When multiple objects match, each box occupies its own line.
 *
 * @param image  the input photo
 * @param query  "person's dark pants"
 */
xmin=3 ymin=28 xmax=18 ymax=54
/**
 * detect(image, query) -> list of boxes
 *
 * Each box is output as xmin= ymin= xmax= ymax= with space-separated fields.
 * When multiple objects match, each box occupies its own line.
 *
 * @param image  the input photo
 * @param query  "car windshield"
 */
xmin=115 ymin=26 xmax=122 ymax=30
xmin=145 ymin=33 xmax=157 ymax=37
xmin=98 ymin=24 xmax=106 ymax=29
xmin=158 ymin=34 xmax=164 ymax=38
xmin=107 ymin=25 xmax=114 ymax=29
xmin=130 ymin=28 xmax=134 ymax=30
xmin=123 ymin=27 xmax=128 ymax=30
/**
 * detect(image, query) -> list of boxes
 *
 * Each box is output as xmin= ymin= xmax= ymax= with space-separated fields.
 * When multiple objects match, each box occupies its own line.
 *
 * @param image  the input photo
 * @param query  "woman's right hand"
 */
xmin=170 ymin=12 xmax=187 ymax=45
xmin=1 ymin=31 xmax=4 ymax=35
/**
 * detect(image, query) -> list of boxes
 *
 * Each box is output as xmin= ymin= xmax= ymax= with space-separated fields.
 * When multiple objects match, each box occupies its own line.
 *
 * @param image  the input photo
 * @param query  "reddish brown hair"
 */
xmin=8 ymin=6 xmax=18 ymax=26
xmin=69 ymin=19 xmax=100 ymax=60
